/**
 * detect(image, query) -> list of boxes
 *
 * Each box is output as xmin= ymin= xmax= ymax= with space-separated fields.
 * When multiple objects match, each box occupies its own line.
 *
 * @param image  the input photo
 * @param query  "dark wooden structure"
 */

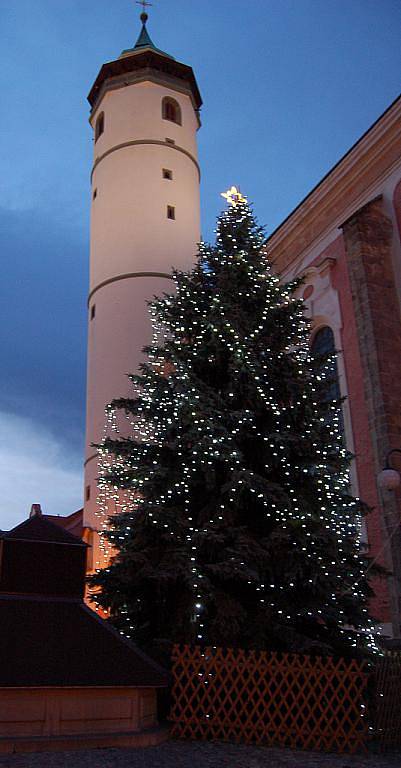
xmin=0 ymin=509 xmax=168 ymax=754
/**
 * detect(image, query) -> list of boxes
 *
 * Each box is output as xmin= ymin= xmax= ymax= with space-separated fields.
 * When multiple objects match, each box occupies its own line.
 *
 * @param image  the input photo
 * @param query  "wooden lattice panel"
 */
xmin=170 ymin=644 xmax=369 ymax=753
xmin=375 ymin=652 xmax=401 ymax=751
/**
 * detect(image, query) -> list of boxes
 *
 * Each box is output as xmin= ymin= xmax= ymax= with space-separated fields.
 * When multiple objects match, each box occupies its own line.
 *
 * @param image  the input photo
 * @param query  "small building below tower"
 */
xmin=0 ymin=506 xmax=167 ymax=754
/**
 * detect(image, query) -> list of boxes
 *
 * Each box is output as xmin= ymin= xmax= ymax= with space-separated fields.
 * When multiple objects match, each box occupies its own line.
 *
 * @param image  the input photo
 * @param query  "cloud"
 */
xmin=0 ymin=411 xmax=83 ymax=531
xmin=0 ymin=205 xmax=87 ymax=456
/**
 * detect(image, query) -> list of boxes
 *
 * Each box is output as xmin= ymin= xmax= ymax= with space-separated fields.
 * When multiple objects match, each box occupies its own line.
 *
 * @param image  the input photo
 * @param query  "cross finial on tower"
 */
xmin=136 ymin=0 xmax=152 ymax=24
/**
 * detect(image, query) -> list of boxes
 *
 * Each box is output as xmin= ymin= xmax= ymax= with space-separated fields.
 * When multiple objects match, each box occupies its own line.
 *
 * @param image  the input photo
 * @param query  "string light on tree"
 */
xmin=89 ymin=194 xmax=379 ymax=657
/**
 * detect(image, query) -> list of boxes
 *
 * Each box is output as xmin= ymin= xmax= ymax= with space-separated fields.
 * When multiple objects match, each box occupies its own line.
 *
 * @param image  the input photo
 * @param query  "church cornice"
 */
xmin=267 ymin=94 xmax=401 ymax=273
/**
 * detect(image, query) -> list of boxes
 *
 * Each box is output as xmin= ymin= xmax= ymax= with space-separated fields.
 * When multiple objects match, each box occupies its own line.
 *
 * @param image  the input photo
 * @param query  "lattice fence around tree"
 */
xmin=374 ymin=652 xmax=401 ymax=751
xmin=170 ymin=644 xmax=369 ymax=753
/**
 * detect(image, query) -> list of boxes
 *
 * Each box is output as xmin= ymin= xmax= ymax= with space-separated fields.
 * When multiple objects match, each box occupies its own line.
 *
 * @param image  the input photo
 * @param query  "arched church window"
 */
xmin=311 ymin=326 xmax=344 ymax=437
xmin=95 ymin=112 xmax=104 ymax=142
xmin=162 ymin=97 xmax=182 ymax=126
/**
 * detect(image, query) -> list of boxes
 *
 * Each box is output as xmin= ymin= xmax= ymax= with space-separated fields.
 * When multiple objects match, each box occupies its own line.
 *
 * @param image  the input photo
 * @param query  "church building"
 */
xmin=267 ymin=96 xmax=401 ymax=640
xmin=47 ymin=14 xmax=401 ymax=641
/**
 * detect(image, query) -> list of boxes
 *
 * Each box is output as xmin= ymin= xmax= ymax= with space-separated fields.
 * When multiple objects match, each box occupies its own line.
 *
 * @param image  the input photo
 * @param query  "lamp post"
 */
xmin=378 ymin=449 xmax=401 ymax=491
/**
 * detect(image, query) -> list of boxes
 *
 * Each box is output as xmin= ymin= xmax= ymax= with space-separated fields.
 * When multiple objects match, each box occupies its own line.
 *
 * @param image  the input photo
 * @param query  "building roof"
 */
xmin=121 ymin=16 xmax=174 ymax=60
xmin=87 ymin=15 xmax=202 ymax=112
xmin=0 ymin=509 xmax=167 ymax=689
xmin=44 ymin=508 xmax=83 ymax=540
xmin=88 ymin=48 xmax=202 ymax=112
xmin=0 ymin=595 xmax=168 ymax=688
xmin=1 ymin=514 xmax=86 ymax=547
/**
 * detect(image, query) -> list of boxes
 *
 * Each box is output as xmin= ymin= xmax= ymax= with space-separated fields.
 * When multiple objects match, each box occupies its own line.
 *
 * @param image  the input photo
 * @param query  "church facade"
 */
xmin=267 ymin=97 xmax=401 ymax=638
xmin=56 ymin=17 xmax=401 ymax=640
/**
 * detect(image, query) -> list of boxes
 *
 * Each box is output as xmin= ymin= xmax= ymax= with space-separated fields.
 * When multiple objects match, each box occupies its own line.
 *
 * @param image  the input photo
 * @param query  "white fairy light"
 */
xmin=88 ymin=197 xmax=378 ymax=654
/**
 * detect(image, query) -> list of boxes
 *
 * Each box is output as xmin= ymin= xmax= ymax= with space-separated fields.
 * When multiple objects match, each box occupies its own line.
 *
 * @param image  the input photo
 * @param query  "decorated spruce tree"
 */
xmin=90 ymin=190 xmax=376 ymax=656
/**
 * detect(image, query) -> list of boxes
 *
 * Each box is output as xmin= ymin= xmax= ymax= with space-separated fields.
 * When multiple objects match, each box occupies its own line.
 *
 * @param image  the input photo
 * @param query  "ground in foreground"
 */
xmin=0 ymin=740 xmax=400 ymax=767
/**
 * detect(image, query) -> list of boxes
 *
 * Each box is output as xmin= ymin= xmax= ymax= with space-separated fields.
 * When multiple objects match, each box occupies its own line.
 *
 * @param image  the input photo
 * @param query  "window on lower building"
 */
xmin=167 ymin=205 xmax=175 ymax=220
xmin=163 ymin=169 xmax=173 ymax=180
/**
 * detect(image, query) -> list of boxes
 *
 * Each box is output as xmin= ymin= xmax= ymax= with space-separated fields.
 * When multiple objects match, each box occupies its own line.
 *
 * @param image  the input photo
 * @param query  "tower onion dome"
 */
xmin=87 ymin=14 xmax=202 ymax=112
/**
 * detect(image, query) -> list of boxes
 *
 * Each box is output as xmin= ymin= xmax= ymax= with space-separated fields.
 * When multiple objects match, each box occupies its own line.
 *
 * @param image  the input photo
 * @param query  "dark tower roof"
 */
xmin=88 ymin=16 xmax=202 ymax=112
xmin=121 ymin=12 xmax=174 ymax=59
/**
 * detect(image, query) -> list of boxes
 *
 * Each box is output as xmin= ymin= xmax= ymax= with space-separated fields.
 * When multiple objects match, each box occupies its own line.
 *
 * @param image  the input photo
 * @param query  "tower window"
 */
xmin=167 ymin=205 xmax=175 ymax=220
xmin=95 ymin=112 xmax=104 ymax=142
xmin=85 ymin=485 xmax=91 ymax=502
xmin=162 ymin=97 xmax=182 ymax=125
xmin=163 ymin=169 xmax=173 ymax=180
xmin=90 ymin=305 xmax=96 ymax=320
xmin=93 ymin=188 xmax=97 ymax=200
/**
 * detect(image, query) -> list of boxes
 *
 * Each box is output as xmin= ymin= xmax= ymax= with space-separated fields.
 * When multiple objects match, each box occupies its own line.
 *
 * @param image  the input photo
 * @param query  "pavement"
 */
xmin=0 ymin=741 xmax=400 ymax=768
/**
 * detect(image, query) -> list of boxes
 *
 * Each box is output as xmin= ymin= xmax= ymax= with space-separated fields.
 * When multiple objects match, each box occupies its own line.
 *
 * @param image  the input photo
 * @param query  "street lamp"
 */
xmin=378 ymin=449 xmax=401 ymax=491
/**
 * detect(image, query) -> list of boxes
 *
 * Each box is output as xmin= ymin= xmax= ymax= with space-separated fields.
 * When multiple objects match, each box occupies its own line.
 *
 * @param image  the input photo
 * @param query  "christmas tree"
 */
xmin=90 ymin=190 xmax=376 ymax=657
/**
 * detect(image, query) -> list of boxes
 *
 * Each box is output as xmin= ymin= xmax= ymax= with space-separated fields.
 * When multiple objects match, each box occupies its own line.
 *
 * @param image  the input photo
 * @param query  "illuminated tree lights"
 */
xmin=89 ymin=198 xmax=378 ymax=656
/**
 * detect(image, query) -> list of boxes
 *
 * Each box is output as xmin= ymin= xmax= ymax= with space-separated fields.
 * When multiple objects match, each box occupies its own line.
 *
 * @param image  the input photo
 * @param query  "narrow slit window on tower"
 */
xmin=85 ymin=485 xmax=91 ymax=502
xmin=95 ymin=112 xmax=104 ymax=142
xmin=93 ymin=188 xmax=97 ymax=200
xmin=167 ymin=205 xmax=175 ymax=220
xmin=163 ymin=169 xmax=173 ymax=180
xmin=162 ymin=97 xmax=182 ymax=125
xmin=90 ymin=305 xmax=96 ymax=320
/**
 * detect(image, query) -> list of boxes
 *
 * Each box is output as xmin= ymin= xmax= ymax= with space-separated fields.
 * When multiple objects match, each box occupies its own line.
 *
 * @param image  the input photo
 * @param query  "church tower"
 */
xmin=84 ymin=10 xmax=202 ymax=567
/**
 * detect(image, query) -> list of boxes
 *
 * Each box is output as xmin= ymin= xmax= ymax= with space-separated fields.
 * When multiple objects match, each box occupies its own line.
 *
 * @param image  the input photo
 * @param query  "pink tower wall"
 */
xmin=84 ymin=71 xmax=201 ymax=570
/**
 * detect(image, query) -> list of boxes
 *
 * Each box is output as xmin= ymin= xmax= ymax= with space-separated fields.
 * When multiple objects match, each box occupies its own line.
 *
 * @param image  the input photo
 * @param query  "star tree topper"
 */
xmin=221 ymin=186 xmax=247 ymax=207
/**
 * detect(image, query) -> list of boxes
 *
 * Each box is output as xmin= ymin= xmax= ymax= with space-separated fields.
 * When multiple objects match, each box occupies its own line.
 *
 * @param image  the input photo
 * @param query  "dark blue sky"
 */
xmin=1 ymin=0 xmax=400 ymax=527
